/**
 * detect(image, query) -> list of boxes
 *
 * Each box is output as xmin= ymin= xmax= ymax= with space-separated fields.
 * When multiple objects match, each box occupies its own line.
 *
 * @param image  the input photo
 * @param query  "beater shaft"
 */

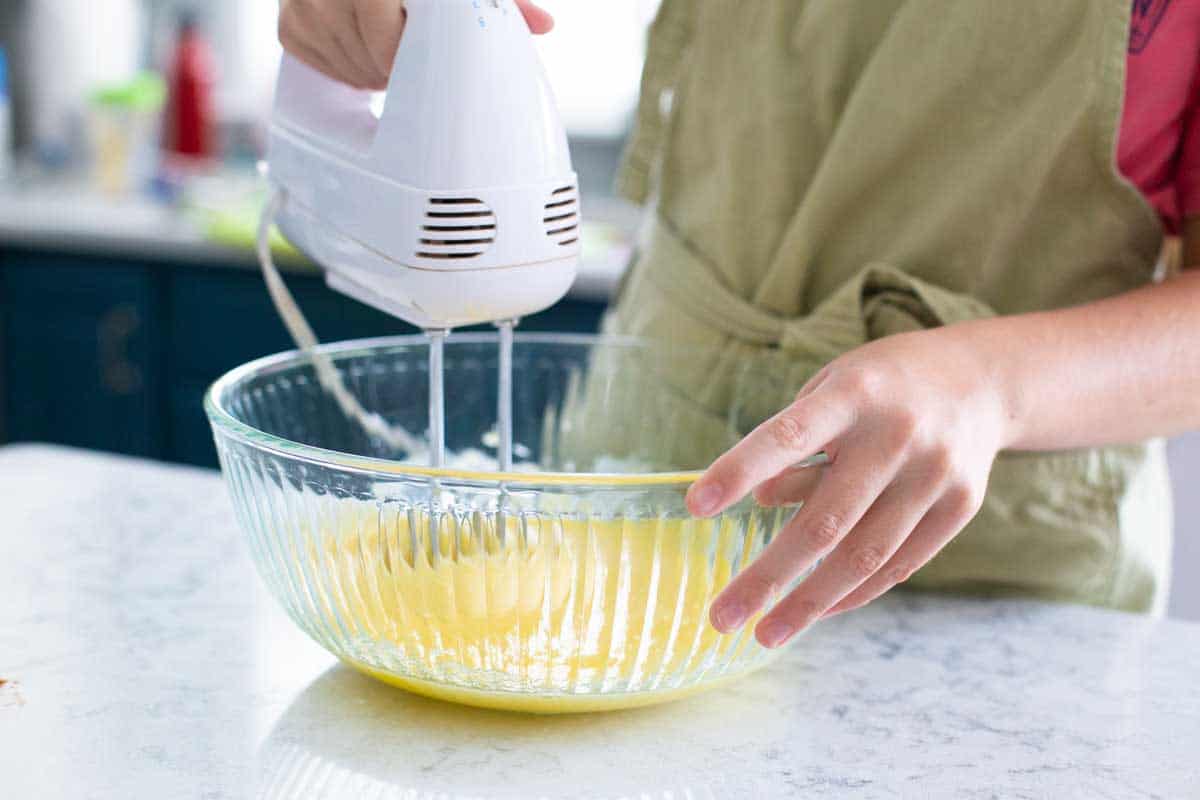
xmin=426 ymin=328 xmax=450 ymax=469
xmin=496 ymin=319 xmax=518 ymax=472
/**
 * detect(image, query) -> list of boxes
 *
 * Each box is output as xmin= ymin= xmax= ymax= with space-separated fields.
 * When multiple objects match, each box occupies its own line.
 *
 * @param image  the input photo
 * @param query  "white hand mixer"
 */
xmin=257 ymin=0 xmax=581 ymax=470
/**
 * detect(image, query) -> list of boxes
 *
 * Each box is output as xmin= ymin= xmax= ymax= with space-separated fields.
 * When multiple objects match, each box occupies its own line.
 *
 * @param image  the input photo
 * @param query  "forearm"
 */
xmin=696 ymin=252 xmax=1200 ymax=634
xmin=957 ymin=267 xmax=1200 ymax=451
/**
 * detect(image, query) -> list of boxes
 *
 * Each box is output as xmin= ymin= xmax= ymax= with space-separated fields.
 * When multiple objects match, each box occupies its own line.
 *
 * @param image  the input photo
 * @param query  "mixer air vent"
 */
xmin=418 ymin=198 xmax=496 ymax=260
xmin=544 ymin=186 xmax=580 ymax=247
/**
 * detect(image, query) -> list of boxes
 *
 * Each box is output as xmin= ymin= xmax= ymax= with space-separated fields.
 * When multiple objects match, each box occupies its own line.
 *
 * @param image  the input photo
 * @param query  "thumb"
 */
xmin=515 ymin=0 xmax=554 ymax=34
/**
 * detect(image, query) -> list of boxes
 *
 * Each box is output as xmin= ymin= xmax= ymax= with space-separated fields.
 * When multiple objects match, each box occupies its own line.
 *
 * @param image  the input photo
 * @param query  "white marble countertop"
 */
xmin=1 ymin=444 xmax=1197 ymax=799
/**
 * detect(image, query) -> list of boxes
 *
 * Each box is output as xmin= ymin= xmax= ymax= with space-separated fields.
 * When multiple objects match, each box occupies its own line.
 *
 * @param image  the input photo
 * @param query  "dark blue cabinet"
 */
xmin=0 ymin=247 xmax=606 ymax=467
xmin=162 ymin=264 xmax=417 ymax=467
xmin=1 ymin=254 xmax=163 ymax=457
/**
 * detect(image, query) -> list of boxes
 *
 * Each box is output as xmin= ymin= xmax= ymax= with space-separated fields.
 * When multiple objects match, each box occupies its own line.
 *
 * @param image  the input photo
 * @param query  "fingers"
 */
xmin=281 ymin=0 xmax=550 ymax=90
xmin=328 ymin=29 xmax=389 ymax=90
xmin=824 ymin=483 xmax=983 ymax=618
xmin=282 ymin=33 xmax=346 ymax=87
xmin=328 ymin=4 xmax=393 ymax=89
xmin=280 ymin=0 xmax=400 ymax=90
xmin=753 ymin=477 xmax=941 ymax=647
xmin=516 ymin=1 xmax=555 ymax=33
xmin=752 ymin=462 xmax=824 ymax=507
xmin=281 ymin=0 xmax=377 ymax=89
xmin=354 ymin=0 xmax=407 ymax=85
xmin=686 ymin=385 xmax=854 ymax=517
xmin=279 ymin=3 xmax=344 ymax=82
xmin=708 ymin=447 xmax=902 ymax=634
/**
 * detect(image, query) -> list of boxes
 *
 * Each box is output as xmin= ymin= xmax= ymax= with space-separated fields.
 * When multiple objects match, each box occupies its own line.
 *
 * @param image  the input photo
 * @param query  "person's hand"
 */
xmin=279 ymin=0 xmax=554 ymax=90
xmin=687 ymin=326 xmax=1011 ymax=648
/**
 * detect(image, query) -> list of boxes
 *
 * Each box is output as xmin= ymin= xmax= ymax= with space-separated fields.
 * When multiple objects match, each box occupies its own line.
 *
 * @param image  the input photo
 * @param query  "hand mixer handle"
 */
xmin=271 ymin=0 xmax=446 ymax=156
xmin=272 ymin=0 xmax=555 ymax=181
xmin=273 ymin=54 xmax=381 ymax=157
xmin=272 ymin=0 xmax=481 ymax=161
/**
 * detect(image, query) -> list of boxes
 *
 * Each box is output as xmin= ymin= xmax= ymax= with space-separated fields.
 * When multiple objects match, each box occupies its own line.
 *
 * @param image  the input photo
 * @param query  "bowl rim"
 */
xmin=204 ymin=332 xmax=721 ymax=487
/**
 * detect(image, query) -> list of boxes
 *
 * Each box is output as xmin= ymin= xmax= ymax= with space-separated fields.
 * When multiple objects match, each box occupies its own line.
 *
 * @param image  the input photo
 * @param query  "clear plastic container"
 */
xmin=88 ymin=74 xmax=165 ymax=196
xmin=205 ymin=334 xmax=804 ymax=713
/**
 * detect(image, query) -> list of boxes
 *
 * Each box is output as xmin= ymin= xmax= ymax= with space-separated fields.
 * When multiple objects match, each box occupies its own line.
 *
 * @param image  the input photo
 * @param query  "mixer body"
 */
xmin=266 ymin=0 xmax=581 ymax=329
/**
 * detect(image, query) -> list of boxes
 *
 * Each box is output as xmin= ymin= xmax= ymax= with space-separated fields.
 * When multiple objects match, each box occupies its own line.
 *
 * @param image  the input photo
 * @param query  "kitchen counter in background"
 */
xmin=0 ymin=175 xmax=633 ymax=468
xmin=0 ymin=181 xmax=635 ymax=301
xmin=2 ymin=445 xmax=1198 ymax=799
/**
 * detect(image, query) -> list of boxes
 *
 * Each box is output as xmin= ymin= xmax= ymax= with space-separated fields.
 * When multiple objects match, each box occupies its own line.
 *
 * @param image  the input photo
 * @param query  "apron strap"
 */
xmin=638 ymin=214 xmax=789 ymax=344
xmin=615 ymin=0 xmax=695 ymax=205
xmin=638 ymin=214 xmax=998 ymax=365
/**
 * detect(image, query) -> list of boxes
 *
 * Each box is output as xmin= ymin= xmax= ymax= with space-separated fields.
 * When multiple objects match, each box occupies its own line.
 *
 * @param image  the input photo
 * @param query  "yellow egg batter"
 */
xmin=294 ymin=506 xmax=775 ymax=713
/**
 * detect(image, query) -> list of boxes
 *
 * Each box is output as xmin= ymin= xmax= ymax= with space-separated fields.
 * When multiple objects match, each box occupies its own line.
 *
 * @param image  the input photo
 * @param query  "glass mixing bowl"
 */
xmin=205 ymin=334 xmax=806 ymax=713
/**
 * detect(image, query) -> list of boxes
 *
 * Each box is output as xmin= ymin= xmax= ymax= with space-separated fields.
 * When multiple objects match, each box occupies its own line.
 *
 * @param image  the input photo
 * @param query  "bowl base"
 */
xmin=342 ymin=657 xmax=769 ymax=715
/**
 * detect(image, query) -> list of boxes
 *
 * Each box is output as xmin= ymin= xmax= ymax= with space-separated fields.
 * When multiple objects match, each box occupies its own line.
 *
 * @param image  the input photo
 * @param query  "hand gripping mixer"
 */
xmin=258 ymin=0 xmax=581 ymax=469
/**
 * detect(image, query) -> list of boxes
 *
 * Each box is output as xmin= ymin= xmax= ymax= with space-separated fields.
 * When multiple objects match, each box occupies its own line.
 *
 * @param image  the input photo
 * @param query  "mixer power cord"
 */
xmin=257 ymin=189 xmax=422 ymax=455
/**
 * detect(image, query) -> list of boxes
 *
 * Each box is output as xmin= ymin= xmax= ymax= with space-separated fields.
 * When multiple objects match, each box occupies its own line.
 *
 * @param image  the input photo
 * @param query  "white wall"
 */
xmin=1169 ymin=432 xmax=1200 ymax=620
xmin=534 ymin=0 xmax=660 ymax=137
xmin=20 ymin=0 xmax=142 ymax=153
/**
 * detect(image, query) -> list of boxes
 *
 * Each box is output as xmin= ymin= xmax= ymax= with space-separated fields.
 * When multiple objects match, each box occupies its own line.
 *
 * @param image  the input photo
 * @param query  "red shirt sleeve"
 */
xmin=1177 ymin=74 xmax=1200 ymax=220
xmin=1119 ymin=0 xmax=1200 ymax=233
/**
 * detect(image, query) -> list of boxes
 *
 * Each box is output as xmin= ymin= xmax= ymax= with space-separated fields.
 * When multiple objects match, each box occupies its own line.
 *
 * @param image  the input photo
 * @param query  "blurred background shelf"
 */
xmin=0 ymin=214 xmax=617 ymax=469
xmin=0 ymin=245 xmax=615 ymax=466
xmin=0 ymin=0 xmax=646 ymax=468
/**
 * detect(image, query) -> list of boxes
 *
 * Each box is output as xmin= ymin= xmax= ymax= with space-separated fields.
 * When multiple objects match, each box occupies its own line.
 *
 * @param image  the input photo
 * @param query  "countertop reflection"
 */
xmin=2 ymin=445 xmax=1198 ymax=799
xmin=258 ymin=666 xmax=730 ymax=799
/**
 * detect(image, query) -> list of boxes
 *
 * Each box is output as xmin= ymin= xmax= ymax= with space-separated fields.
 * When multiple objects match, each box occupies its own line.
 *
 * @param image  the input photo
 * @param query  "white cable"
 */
xmin=257 ymin=189 xmax=423 ymax=455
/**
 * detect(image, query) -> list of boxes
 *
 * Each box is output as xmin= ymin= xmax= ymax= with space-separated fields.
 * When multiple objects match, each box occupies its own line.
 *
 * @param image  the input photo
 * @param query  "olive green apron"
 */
xmin=601 ymin=0 xmax=1173 ymax=613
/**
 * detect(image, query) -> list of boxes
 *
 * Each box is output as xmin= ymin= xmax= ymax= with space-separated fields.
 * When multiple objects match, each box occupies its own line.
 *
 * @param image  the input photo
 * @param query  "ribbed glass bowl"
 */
xmin=205 ymin=333 xmax=803 ymax=713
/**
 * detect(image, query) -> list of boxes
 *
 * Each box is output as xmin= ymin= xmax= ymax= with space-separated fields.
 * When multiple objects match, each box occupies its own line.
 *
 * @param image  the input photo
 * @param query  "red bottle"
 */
xmin=163 ymin=13 xmax=215 ymax=161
